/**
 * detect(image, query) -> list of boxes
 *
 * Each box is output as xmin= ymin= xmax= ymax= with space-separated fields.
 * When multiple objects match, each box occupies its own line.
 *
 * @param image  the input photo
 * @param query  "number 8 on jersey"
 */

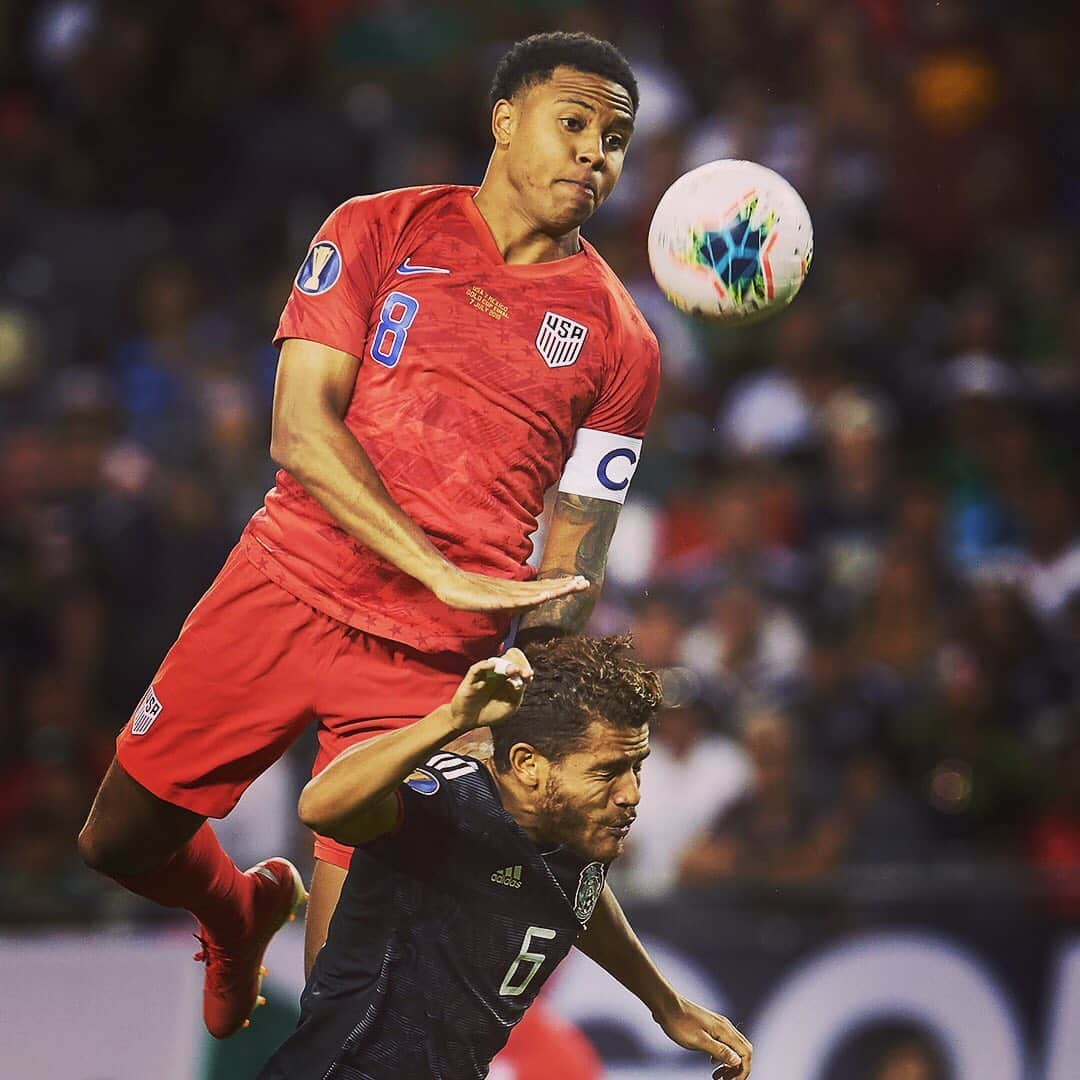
xmin=370 ymin=292 xmax=420 ymax=368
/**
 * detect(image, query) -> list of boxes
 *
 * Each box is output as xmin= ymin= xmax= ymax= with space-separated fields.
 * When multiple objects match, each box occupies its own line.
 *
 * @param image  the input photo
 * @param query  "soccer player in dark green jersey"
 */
xmin=261 ymin=636 xmax=751 ymax=1080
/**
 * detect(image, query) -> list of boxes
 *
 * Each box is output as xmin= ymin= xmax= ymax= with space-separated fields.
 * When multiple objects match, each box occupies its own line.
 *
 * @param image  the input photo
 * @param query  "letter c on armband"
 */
xmin=596 ymin=448 xmax=638 ymax=492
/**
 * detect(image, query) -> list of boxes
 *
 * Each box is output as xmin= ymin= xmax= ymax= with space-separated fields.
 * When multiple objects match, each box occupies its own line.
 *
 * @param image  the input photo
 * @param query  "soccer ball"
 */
xmin=647 ymin=159 xmax=813 ymax=323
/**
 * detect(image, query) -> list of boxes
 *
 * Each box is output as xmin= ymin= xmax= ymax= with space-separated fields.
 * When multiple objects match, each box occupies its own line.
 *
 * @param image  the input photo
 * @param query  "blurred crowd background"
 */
xmin=1 ymin=0 xmax=1078 ymax=956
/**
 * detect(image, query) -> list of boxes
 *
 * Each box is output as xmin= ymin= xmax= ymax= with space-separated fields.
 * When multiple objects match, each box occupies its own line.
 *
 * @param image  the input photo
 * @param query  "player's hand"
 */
xmin=449 ymin=648 xmax=533 ymax=732
xmin=654 ymin=995 xmax=752 ymax=1080
xmin=431 ymin=566 xmax=590 ymax=613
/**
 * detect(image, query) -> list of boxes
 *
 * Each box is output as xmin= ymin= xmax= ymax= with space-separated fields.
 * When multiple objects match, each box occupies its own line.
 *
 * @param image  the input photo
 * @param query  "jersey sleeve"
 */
xmin=559 ymin=301 xmax=661 ymax=503
xmin=273 ymin=196 xmax=386 ymax=358
xmin=375 ymin=752 xmax=485 ymax=848
xmin=581 ymin=302 xmax=661 ymax=438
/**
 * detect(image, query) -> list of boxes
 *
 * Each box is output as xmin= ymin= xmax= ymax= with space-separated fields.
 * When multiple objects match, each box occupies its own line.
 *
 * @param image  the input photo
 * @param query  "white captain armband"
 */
xmin=557 ymin=428 xmax=643 ymax=505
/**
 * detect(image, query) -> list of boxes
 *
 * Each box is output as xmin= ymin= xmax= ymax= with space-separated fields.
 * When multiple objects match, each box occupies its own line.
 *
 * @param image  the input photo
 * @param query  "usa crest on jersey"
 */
xmin=535 ymin=311 xmax=588 ymax=368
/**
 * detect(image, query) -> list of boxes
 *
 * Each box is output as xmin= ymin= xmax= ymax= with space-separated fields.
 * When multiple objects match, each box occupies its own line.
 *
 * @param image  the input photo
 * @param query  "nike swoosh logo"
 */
xmin=396 ymin=257 xmax=450 ymax=276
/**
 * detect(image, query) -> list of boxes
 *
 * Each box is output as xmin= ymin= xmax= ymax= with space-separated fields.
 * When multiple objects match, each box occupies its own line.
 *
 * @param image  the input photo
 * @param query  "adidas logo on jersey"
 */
xmin=491 ymin=865 xmax=523 ymax=888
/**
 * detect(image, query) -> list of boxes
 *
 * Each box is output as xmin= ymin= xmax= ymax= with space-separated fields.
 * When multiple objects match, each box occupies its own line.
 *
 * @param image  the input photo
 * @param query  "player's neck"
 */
xmin=485 ymin=760 xmax=551 ymax=844
xmin=472 ymin=180 xmax=581 ymax=266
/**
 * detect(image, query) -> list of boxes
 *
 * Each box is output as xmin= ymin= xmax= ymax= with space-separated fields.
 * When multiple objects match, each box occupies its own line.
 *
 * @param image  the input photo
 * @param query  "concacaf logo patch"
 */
xmin=130 ymin=686 xmax=162 ymax=736
xmin=573 ymin=861 xmax=606 ymax=924
xmin=295 ymin=241 xmax=342 ymax=295
xmin=404 ymin=768 xmax=440 ymax=796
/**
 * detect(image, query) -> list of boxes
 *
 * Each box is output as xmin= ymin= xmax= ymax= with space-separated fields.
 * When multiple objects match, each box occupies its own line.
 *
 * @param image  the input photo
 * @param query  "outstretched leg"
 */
xmin=79 ymin=758 xmax=305 ymax=1037
xmin=79 ymin=757 xmax=205 ymax=873
xmin=80 ymin=547 xmax=337 ymax=1035
xmin=79 ymin=757 xmax=251 ymax=934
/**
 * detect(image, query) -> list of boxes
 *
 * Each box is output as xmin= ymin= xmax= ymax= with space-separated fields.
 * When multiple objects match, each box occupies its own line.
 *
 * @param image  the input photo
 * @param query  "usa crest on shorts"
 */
xmin=130 ymin=686 xmax=163 ymax=736
xmin=573 ymin=861 xmax=606 ymax=924
xmin=535 ymin=311 xmax=588 ymax=368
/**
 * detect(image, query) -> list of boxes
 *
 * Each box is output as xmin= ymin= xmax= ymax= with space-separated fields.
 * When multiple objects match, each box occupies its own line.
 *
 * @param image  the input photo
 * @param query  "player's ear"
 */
xmin=491 ymin=98 xmax=515 ymax=148
xmin=507 ymin=742 xmax=541 ymax=788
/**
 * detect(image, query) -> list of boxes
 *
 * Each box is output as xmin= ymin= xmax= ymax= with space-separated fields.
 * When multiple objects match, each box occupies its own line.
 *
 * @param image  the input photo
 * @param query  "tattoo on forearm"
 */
xmin=542 ymin=492 xmax=595 ymax=527
xmin=574 ymin=502 xmax=618 ymax=579
xmin=519 ymin=493 xmax=620 ymax=636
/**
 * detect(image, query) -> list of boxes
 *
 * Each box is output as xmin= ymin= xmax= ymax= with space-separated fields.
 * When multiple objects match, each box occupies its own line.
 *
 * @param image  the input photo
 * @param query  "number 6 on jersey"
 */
xmin=499 ymin=925 xmax=556 ymax=997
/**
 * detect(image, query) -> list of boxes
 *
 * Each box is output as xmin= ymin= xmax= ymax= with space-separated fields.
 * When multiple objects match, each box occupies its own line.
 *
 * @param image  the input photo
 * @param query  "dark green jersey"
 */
xmin=259 ymin=752 xmax=605 ymax=1080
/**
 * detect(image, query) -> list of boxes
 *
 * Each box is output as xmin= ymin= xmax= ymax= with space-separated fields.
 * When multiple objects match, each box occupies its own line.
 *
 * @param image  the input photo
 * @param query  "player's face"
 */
xmin=503 ymin=66 xmax=635 ymax=233
xmin=538 ymin=721 xmax=649 ymax=863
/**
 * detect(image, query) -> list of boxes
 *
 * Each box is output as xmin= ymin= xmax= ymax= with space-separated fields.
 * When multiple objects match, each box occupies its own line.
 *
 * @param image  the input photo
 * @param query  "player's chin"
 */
xmin=591 ymin=828 xmax=628 ymax=863
xmin=548 ymin=189 xmax=596 ymax=229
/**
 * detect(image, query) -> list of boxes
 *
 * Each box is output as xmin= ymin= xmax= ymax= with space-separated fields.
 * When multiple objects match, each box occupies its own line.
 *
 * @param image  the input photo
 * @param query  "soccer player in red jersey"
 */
xmin=78 ymin=31 xmax=660 ymax=1039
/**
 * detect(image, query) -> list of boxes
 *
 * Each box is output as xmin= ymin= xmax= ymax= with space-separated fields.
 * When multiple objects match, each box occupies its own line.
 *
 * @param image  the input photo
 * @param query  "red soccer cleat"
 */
xmin=193 ymin=857 xmax=307 ymax=1039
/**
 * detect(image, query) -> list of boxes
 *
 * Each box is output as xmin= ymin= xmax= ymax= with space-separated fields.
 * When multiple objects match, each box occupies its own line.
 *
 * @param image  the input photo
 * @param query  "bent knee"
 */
xmin=78 ymin=758 xmax=201 ymax=876
xmin=77 ymin=818 xmax=161 ymax=877
xmin=77 ymin=820 xmax=130 ymax=876
xmin=77 ymin=821 xmax=115 ymax=874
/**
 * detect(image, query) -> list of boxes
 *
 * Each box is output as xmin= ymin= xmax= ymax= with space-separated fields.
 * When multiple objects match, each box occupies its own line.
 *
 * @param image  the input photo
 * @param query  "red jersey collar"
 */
xmin=459 ymin=187 xmax=594 ymax=278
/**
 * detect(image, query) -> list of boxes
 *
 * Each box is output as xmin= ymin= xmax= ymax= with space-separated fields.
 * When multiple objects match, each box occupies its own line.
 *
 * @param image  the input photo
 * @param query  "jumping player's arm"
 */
xmin=518 ymin=299 xmax=660 ymax=647
xmin=272 ymin=197 xmax=587 ymax=615
xmin=516 ymin=491 xmax=620 ymax=647
xmin=576 ymin=884 xmax=753 ymax=1080
xmin=297 ymin=650 xmax=533 ymax=845
xmin=272 ymin=344 xmax=586 ymax=614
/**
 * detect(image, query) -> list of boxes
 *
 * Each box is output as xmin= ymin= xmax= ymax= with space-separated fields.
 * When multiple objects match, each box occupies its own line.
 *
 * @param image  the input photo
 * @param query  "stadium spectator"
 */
xmin=934 ymin=355 xmax=1030 ymax=566
xmin=678 ymin=710 xmax=867 ymax=884
xmin=892 ymin=641 xmax=1038 ymax=860
xmin=805 ymin=388 xmax=894 ymax=621
xmin=610 ymin=693 xmax=750 ymax=899
xmin=664 ymin=473 xmax=808 ymax=599
xmin=677 ymin=583 xmax=808 ymax=714
xmin=112 ymin=257 xmax=213 ymax=460
xmin=958 ymin=578 xmax=1068 ymax=739
xmin=715 ymin=306 xmax=834 ymax=460
xmin=851 ymin=543 xmax=945 ymax=693
xmin=625 ymin=591 xmax=689 ymax=670
xmin=1018 ymin=477 xmax=1080 ymax=627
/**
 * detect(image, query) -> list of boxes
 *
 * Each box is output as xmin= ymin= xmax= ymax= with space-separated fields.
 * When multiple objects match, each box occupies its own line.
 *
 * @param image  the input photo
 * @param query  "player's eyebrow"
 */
xmin=556 ymin=98 xmax=635 ymax=133
xmin=593 ymin=748 xmax=651 ymax=771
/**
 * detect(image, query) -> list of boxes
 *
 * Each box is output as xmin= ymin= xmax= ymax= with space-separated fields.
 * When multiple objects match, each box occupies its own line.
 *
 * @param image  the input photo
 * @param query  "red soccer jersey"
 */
xmin=242 ymin=185 xmax=660 ymax=653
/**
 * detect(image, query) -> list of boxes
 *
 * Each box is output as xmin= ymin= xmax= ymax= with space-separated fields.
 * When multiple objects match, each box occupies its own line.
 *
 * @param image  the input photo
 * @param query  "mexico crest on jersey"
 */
xmin=535 ymin=311 xmax=588 ymax=368
xmin=573 ymin=861 xmax=606 ymax=924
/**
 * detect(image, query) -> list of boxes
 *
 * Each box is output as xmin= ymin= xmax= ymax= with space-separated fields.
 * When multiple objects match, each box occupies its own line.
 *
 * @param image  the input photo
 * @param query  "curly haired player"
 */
xmin=260 ymin=636 xmax=751 ymax=1080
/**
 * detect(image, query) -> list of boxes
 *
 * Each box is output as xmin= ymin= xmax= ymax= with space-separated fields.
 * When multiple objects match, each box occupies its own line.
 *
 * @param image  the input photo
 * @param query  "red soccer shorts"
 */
xmin=115 ymin=544 xmax=478 ymax=868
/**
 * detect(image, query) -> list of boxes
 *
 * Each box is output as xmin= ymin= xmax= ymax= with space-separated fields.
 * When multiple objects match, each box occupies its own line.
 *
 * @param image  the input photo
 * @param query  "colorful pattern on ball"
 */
xmin=690 ymin=193 xmax=777 ymax=311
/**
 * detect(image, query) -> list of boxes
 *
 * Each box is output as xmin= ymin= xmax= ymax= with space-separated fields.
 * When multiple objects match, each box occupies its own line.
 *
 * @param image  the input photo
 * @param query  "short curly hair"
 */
xmin=489 ymin=32 xmax=639 ymax=115
xmin=491 ymin=635 xmax=661 ymax=772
